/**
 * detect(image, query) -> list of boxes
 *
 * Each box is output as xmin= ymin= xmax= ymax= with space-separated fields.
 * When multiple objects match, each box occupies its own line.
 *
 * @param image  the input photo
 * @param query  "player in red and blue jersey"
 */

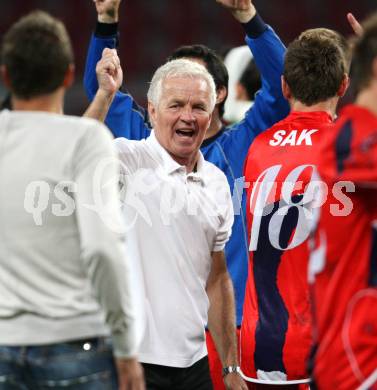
xmin=309 ymin=14 xmax=377 ymax=390
xmin=242 ymin=29 xmax=349 ymax=388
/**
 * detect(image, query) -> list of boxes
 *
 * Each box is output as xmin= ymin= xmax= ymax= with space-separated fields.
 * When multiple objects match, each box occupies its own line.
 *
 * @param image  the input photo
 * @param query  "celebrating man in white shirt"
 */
xmin=102 ymin=52 xmax=247 ymax=389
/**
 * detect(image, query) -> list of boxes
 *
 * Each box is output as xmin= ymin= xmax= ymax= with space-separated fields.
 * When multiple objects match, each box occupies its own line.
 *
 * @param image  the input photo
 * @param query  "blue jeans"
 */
xmin=0 ymin=337 xmax=117 ymax=389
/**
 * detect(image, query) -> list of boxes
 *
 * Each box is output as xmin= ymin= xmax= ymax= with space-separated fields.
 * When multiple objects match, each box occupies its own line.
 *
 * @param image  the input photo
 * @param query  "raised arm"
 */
xmin=84 ymin=0 xmax=150 ymax=139
xmin=84 ymin=0 xmax=121 ymax=101
xmin=217 ymin=0 xmax=289 ymax=136
xmin=84 ymin=48 xmax=122 ymax=122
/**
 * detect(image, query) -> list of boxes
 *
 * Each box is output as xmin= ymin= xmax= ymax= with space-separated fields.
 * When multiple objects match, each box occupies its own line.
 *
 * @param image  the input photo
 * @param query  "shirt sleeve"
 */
xmin=73 ymin=122 xmax=142 ymax=358
xmin=114 ymin=137 xmax=146 ymax=177
xmin=320 ymin=118 xmax=377 ymax=187
xmin=241 ymin=25 xmax=289 ymax=137
xmin=84 ymin=31 xmax=151 ymax=140
xmin=212 ymin=173 xmax=235 ymax=252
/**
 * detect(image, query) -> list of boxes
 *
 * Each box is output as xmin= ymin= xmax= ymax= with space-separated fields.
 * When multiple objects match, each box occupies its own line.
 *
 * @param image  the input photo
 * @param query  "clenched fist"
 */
xmin=215 ymin=0 xmax=256 ymax=23
xmin=96 ymin=48 xmax=123 ymax=96
xmin=93 ymin=0 xmax=122 ymax=23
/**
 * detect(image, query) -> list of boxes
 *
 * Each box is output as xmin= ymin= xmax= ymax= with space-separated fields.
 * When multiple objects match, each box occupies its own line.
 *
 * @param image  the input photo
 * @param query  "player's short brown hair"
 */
xmin=283 ymin=28 xmax=348 ymax=106
xmin=1 ymin=10 xmax=74 ymax=99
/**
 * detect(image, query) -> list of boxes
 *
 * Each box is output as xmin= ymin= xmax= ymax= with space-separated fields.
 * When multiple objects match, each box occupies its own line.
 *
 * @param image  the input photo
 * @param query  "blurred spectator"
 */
xmin=223 ymin=45 xmax=261 ymax=123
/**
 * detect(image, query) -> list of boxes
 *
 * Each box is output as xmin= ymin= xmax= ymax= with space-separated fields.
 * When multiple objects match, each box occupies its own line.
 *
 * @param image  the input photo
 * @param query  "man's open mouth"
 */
xmin=176 ymin=129 xmax=195 ymax=138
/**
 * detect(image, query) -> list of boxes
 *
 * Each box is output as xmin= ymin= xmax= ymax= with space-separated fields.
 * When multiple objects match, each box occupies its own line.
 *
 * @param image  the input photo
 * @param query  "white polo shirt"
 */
xmin=115 ymin=131 xmax=234 ymax=368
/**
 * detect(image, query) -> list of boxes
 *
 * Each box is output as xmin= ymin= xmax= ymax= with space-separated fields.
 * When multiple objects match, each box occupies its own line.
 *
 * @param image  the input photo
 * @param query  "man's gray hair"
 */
xmin=147 ymin=59 xmax=217 ymax=110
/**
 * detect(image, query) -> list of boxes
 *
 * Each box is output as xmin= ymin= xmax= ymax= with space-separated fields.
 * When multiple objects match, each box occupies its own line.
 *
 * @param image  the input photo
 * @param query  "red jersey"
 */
xmin=241 ymin=111 xmax=333 ymax=384
xmin=310 ymin=105 xmax=377 ymax=390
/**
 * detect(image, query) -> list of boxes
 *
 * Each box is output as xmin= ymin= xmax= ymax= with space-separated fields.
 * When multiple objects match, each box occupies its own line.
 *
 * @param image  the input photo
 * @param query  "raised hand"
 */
xmin=96 ymin=48 xmax=123 ymax=96
xmin=347 ymin=13 xmax=363 ymax=36
xmin=93 ymin=0 xmax=122 ymax=23
xmin=215 ymin=0 xmax=256 ymax=23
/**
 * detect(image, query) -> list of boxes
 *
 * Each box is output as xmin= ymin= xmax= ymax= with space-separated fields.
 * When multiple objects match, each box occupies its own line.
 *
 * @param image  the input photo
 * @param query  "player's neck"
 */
xmin=12 ymin=89 xmax=64 ymax=114
xmin=290 ymin=99 xmax=337 ymax=119
xmin=204 ymin=107 xmax=223 ymax=140
xmin=355 ymin=85 xmax=377 ymax=117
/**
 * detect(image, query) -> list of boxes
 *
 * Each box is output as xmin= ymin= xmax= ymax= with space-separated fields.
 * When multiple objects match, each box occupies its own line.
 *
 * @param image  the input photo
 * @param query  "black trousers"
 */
xmin=143 ymin=356 xmax=213 ymax=390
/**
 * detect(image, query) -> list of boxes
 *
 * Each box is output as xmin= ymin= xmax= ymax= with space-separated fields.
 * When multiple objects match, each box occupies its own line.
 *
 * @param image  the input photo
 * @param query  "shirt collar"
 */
xmin=189 ymin=153 xmax=206 ymax=185
xmin=146 ymin=130 xmax=207 ymax=184
xmin=288 ymin=111 xmax=333 ymax=124
xmin=201 ymin=125 xmax=227 ymax=147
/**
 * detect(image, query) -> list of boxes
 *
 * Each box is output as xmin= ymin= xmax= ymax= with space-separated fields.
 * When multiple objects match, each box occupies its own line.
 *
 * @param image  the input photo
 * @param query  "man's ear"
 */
xmin=1 ymin=65 xmax=11 ymax=89
xmin=281 ymin=76 xmax=292 ymax=100
xmin=62 ymin=64 xmax=75 ymax=89
xmin=148 ymin=101 xmax=157 ymax=128
xmin=207 ymin=112 xmax=212 ymax=128
xmin=216 ymin=85 xmax=227 ymax=105
xmin=337 ymin=73 xmax=350 ymax=97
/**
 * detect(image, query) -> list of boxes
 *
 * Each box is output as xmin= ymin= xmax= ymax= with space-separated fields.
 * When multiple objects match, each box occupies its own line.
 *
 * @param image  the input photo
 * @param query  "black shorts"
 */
xmin=142 ymin=355 xmax=213 ymax=390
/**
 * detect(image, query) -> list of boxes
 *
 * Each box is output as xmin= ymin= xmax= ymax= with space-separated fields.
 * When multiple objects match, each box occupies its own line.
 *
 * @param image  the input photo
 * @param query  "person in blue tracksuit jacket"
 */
xmin=84 ymin=0 xmax=289 ymax=387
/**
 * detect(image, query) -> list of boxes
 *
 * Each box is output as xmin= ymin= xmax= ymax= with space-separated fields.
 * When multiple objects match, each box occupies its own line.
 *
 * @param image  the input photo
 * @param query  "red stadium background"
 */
xmin=0 ymin=0 xmax=375 ymax=115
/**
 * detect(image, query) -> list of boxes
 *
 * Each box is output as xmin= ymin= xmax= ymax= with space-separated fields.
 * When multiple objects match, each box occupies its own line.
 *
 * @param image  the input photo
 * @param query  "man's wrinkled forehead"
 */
xmin=160 ymin=76 xmax=211 ymax=101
